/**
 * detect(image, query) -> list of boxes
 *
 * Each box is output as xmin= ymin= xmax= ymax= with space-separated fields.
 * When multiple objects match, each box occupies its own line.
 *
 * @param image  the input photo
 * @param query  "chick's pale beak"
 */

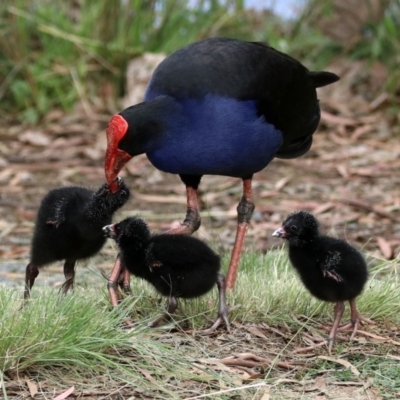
xmin=103 ymin=224 xmax=116 ymax=238
xmin=272 ymin=227 xmax=287 ymax=238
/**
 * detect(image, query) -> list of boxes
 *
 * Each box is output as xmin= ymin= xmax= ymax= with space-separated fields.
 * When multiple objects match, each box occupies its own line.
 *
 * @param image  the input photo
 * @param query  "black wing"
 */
xmin=320 ymin=250 xmax=344 ymax=283
xmin=145 ymin=242 xmax=164 ymax=271
xmin=45 ymin=197 xmax=68 ymax=228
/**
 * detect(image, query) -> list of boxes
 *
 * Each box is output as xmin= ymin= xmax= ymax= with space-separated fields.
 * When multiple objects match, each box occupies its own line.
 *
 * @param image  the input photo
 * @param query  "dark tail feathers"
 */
xmin=309 ymin=71 xmax=340 ymax=88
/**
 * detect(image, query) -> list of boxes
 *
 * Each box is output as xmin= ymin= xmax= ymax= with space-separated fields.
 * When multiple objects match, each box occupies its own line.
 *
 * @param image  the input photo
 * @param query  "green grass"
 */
xmin=2 ymin=0 xmax=399 ymax=123
xmin=0 ymin=0 xmax=256 ymax=123
xmin=1 ymin=249 xmax=400 ymax=398
xmin=0 ymin=288 xmax=197 ymax=398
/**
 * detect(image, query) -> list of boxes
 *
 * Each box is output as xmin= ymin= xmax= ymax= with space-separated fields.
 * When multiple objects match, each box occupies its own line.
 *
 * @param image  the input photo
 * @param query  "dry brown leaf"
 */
xmin=313 ymin=203 xmax=336 ymax=216
xmin=137 ymin=367 xmax=159 ymax=384
xmin=52 ymin=386 xmax=75 ymax=400
xmin=305 ymin=375 xmax=327 ymax=392
xmin=351 ymin=124 xmax=375 ymax=140
xmin=274 ymin=176 xmax=291 ymax=191
xmin=320 ymin=111 xmax=358 ymax=126
xmin=317 ymin=356 xmax=360 ymax=376
xmin=357 ymin=330 xmax=400 ymax=345
xmin=386 ymin=355 xmax=400 ymax=361
xmin=243 ymin=326 xmax=269 ymax=340
xmin=19 ymin=130 xmax=50 ymax=146
xmin=377 ymin=236 xmax=393 ymax=260
xmin=273 ymin=378 xmax=308 ymax=386
xmin=260 ymin=386 xmax=270 ymax=400
xmin=335 ymin=381 xmax=364 ymax=386
xmin=24 ymin=378 xmax=38 ymax=398
xmin=197 ymin=358 xmax=232 ymax=372
xmin=336 ymin=165 xmax=349 ymax=178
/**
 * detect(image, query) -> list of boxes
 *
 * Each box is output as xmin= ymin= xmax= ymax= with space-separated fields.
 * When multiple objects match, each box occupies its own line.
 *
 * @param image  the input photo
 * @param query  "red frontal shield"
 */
xmin=104 ymin=115 xmax=132 ymax=192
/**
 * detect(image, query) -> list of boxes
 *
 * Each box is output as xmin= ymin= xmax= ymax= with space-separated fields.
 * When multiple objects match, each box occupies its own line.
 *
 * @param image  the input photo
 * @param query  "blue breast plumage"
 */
xmin=144 ymin=91 xmax=282 ymax=178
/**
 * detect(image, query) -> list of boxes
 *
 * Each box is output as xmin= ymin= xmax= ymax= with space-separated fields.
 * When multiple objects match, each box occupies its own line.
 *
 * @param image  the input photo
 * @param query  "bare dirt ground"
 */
xmin=1 ymin=59 xmax=400 ymax=399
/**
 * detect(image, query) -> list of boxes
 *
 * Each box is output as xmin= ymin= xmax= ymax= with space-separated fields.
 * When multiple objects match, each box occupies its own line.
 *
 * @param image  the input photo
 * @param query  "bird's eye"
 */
xmin=290 ymin=225 xmax=298 ymax=232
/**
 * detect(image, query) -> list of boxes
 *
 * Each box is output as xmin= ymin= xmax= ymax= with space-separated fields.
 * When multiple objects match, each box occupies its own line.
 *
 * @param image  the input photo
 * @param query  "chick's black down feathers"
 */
xmin=276 ymin=211 xmax=368 ymax=303
xmin=112 ymin=217 xmax=220 ymax=298
xmin=105 ymin=217 xmax=230 ymax=332
xmin=25 ymin=179 xmax=130 ymax=298
xmin=273 ymin=211 xmax=370 ymax=353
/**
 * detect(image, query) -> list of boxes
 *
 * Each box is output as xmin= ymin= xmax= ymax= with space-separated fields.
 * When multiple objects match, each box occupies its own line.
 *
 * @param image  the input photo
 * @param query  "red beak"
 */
xmin=104 ymin=115 xmax=132 ymax=192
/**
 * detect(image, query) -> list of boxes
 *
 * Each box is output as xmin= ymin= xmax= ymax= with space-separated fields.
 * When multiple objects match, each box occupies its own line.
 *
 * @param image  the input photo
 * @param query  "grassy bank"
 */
xmin=1 ymin=249 xmax=399 ymax=398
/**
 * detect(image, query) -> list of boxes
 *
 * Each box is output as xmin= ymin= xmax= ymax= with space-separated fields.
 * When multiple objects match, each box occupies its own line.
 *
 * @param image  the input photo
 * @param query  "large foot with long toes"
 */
xmin=149 ymin=296 xmax=178 ymax=328
xmin=333 ymin=299 xmax=375 ymax=340
xmin=296 ymin=299 xmax=374 ymax=354
xmin=294 ymin=301 xmax=346 ymax=354
xmin=293 ymin=332 xmax=347 ymax=354
xmin=198 ymin=274 xmax=231 ymax=334
xmin=318 ymin=299 xmax=375 ymax=340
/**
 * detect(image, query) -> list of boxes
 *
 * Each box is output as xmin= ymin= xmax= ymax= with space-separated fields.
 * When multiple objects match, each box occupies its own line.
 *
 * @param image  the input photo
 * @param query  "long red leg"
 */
xmin=327 ymin=301 xmax=345 ymax=354
xmin=108 ymin=255 xmax=124 ymax=307
xmin=335 ymin=298 xmax=375 ymax=338
xmin=294 ymin=301 xmax=345 ymax=354
xmin=226 ymin=178 xmax=254 ymax=290
xmin=121 ymin=267 xmax=131 ymax=295
xmin=166 ymin=186 xmax=201 ymax=235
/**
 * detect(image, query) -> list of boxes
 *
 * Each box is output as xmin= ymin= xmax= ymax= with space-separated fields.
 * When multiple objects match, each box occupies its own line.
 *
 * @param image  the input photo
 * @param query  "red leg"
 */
xmin=24 ymin=262 xmax=39 ymax=299
xmin=166 ymin=186 xmax=201 ymax=235
xmin=226 ymin=178 xmax=254 ymax=290
xmin=108 ymin=255 xmax=124 ymax=307
xmin=120 ymin=267 xmax=131 ymax=295
xmin=327 ymin=301 xmax=345 ymax=354
xmin=294 ymin=301 xmax=345 ymax=354
xmin=335 ymin=298 xmax=375 ymax=339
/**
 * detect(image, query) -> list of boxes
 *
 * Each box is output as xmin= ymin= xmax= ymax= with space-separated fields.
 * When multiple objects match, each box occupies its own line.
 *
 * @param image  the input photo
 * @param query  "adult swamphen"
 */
xmin=103 ymin=217 xmax=230 ymax=333
xmin=272 ymin=211 xmax=372 ymax=353
xmin=104 ymin=37 xmax=340 ymax=290
xmin=24 ymin=178 xmax=130 ymax=299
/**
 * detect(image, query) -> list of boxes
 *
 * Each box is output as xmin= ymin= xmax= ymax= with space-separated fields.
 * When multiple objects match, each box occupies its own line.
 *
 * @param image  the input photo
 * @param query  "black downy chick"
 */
xmin=103 ymin=217 xmax=230 ymax=333
xmin=273 ymin=211 xmax=371 ymax=353
xmin=24 ymin=177 xmax=130 ymax=298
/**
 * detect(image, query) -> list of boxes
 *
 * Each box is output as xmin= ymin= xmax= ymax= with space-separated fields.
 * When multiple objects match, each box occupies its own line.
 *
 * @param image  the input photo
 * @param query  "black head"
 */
xmin=103 ymin=216 xmax=150 ymax=247
xmin=94 ymin=177 xmax=130 ymax=213
xmin=272 ymin=211 xmax=319 ymax=246
xmin=105 ymin=97 xmax=180 ymax=190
